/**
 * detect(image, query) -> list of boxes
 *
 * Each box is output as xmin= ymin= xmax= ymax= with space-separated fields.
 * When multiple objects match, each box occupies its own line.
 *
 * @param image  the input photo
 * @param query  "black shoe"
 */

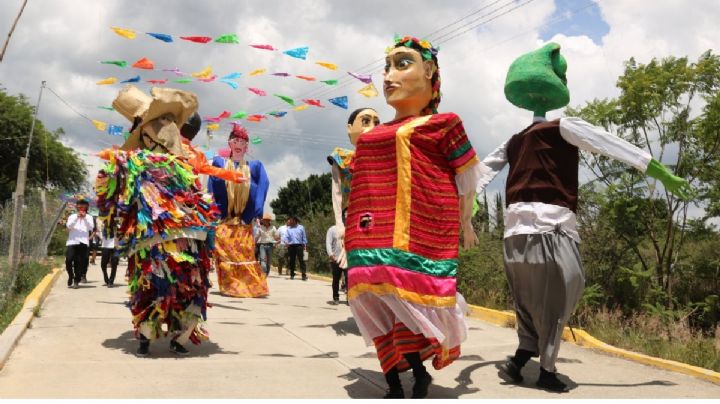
xmin=81 ymin=276 xmax=88 ymax=284
xmin=170 ymin=340 xmax=189 ymax=356
xmin=383 ymin=387 xmax=404 ymax=399
xmin=329 ymin=300 xmax=339 ymax=305
xmin=72 ymin=281 xmax=79 ymax=289
xmin=302 ymin=275 xmax=308 ymax=281
xmin=290 ymin=275 xmax=295 ymax=280
xmin=67 ymin=279 xmax=73 ymax=288
xmin=536 ymin=369 xmax=568 ymax=393
xmin=499 ymin=359 xmax=524 ymax=383
xmin=136 ymin=341 xmax=150 ymax=357
xmin=411 ymin=373 xmax=432 ymax=399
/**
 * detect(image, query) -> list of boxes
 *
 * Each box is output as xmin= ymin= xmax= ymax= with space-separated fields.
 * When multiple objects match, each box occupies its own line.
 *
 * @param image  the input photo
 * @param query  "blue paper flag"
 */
xmin=121 ymin=75 xmax=141 ymax=83
xmin=268 ymin=111 xmax=287 ymax=118
xmin=146 ymin=32 xmax=173 ymax=42
xmin=221 ymin=72 xmax=243 ymax=80
xmin=107 ymin=125 xmax=124 ymax=136
xmin=219 ymin=79 xmax=239 ymax=89
xmin=204 ymin=150 xmax=215 ymax=160
xmin=283 ymin=46 xmax=309 ymax=60
xmin=328 ymin=96 xmax=348 ymax=110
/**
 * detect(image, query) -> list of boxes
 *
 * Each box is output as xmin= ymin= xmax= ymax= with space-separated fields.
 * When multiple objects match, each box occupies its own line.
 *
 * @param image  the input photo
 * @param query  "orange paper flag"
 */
xmin=132 ymin=57 xmax=154 ymax=70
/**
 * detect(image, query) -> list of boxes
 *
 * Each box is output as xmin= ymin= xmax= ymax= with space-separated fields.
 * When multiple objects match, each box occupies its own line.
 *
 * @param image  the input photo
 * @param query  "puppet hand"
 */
xmin=646 ymin=159 xmax=693 ymax=200
xmin=461 ymin=222 xmax=478 ymax=249
xmin=233 ymin=171 xmax=248 ymax=183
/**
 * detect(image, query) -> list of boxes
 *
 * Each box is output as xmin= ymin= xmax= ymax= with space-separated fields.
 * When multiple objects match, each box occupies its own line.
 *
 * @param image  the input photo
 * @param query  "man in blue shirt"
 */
xmin=282 ymin=215 xmax=308 ymax=280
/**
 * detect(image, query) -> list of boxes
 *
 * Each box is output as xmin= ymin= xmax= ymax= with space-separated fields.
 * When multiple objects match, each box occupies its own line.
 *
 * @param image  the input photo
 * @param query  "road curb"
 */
xmin=308 ymin=271 xmax=720 ymax=385
xmin=0 ymin=267 xmax=62 ymax=371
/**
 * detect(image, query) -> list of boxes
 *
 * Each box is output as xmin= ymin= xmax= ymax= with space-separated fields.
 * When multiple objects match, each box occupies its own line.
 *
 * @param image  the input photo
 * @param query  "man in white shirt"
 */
xmin=65 ymin=198 xmax=94 ymax=288
xmin=326 ymin=209 xmax=347 ymax=304
xmin=255 ymin=213 xmax=279 ymax=276
xmin=276 ymin=220 xmax=289 ymax=275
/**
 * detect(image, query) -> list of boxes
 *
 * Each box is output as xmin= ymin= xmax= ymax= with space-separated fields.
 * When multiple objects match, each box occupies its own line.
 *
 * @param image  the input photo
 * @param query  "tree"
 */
xmin=269 ymin=173 xmax=332 ymax=220
xmin=567 ymin=51 xmax=720 ymax=310
xmin=493 ymin=193 xmax=504 ymax=238
xmin=0 ymin=85 xmax=87 ymax=202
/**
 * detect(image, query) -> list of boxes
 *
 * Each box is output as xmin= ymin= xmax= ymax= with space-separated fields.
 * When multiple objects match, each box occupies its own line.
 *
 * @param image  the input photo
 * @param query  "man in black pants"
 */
xmin=97 ymin=218 xmax=119 ymax=286
xmin=64 ymin=198 xmax=94 ymax=288
xmin=326 ymin=209 xmax=347 ymax=304
xmin=282 ymin=216 xmax=308 ymax=280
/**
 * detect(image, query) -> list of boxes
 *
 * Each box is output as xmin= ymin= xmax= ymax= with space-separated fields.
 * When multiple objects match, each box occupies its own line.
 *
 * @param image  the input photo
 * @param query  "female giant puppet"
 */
xmin=95 ymin=85 xmax=219 ymax=356
xmin=345 ymin=36 xmax=484 ymax=399
xmin=208 ymin=124 xmax=270 ymax=298
xmin=327 ymin=107 xmax=380 ymax=269
xmin=477 ymin=43 xmax=691 ymax=392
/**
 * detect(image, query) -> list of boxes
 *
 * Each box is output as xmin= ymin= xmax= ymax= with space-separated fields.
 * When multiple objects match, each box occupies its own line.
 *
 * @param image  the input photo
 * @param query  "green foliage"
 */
xmin=0 ymin=85 xmax=87 ymax=202
xmin=270 ymin=173 xmax=332 ymax=220
xmin=567 ymin=51 xmax=720 ymax=333
xmin=0 ymin=259 xmax=53 ymax=333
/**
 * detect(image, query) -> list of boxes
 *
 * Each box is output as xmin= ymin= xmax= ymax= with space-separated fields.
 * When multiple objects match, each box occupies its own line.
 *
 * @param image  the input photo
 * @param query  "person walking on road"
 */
xmin=255 ymin=213 xmax=279 ymax=276
xmin=96 ymin=218 xmax=119 ymax=287
xmin=65 ymin=197 xmax=94 ymax=289
xmin=326 ymin=209 xmax=348 ymax=304
xmin=283 ymin=216 xmax=308 ymax=280
xmin=276 ymin=220 xmax=289 ymax=275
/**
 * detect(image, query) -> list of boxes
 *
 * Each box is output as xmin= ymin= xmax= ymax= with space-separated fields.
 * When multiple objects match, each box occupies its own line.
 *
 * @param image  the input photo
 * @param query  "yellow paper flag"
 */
xmin=92 ymin=120 xmax=107 ymax=131
xmin=96 ymin=77 xmax=117 ymax=85
xmin=191 ymin=66 xmax=213 ymax=78
xmin=207 ymin=123 xmax=220 ymax=131
xmin=315 ymin=61 xmax=338 ymax=70
xmin=357 ymin=82 xmax=379 ymax=98
xmin=293 ymin=104 xmax=309 ymax=111
xmin=111 ymin=27 xmax=136 ymax=39
xmin=249 ymin=68 xmax=266 ymax=77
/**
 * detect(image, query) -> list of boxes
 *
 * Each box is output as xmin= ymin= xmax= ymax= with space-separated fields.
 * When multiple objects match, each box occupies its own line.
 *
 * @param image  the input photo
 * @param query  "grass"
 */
xmin=579 ymin=308 xmax=720 ymax=372
xmin=0 ymin=258 xmax=57 ymax=334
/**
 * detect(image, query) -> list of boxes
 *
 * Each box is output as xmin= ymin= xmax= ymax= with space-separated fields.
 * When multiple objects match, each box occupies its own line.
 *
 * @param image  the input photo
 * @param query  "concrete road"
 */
xmin=0 ymin=262 xmax=718 ymax=398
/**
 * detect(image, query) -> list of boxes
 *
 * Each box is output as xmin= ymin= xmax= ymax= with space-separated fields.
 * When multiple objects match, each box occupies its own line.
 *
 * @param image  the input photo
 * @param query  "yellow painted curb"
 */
xmin=23 ymin=267 xmax=62 ymax=310
xmin=468 ymin=304 xmax=720 ymax=385
xmin=307 ymin=273 xmax=333 ymax=283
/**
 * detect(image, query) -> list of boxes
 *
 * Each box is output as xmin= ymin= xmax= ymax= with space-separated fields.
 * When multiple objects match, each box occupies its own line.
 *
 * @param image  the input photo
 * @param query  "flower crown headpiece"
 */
xmin=387 ymin=35 xmax=439 ymax=61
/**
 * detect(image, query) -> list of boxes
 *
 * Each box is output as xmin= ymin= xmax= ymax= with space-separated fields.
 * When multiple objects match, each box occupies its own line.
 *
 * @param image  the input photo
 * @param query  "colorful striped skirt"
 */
xmin=214 ymin=222 xmax=269 ymax=298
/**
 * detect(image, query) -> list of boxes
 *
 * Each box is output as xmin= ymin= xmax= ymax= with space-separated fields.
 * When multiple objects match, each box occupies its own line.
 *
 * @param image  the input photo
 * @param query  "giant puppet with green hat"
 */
xmin=94 ymin=85 xmax=220 ymax=357
xmin=475 ymin=43 xmax=692 ymax=392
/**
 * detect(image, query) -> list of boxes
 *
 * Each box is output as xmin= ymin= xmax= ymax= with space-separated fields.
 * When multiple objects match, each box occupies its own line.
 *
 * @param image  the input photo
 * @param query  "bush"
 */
xmin=0 ymin=259 xmax=53 ymax=333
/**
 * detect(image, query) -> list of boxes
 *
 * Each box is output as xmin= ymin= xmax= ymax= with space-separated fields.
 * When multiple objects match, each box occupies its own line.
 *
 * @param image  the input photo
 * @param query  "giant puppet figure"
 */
xmin=327 ymin=107 xmax=380 ymax=269
xmin=344 ymin=36 xmax=484 ymax=399
xmin=95 ymin=85 xmax=219 ymax=357
xmin=207 ymin=124 xmax=270 ymax=298
xmin=476 ymin=43 xmax=692 ymax=392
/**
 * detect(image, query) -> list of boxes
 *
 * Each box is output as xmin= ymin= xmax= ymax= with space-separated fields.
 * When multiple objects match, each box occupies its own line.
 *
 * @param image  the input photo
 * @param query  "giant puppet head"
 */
xmin=346 ymin=107 xmax=380 ymax=145
xmin=113 ymin=85 xmax=198 ymax=157
xmin=228 ymin=123 xmax=249 ymax=161
xmin=504 ymin=42 xmax=569 ymax=118
xmin=383 ymin=36 xmax=440 ymax=119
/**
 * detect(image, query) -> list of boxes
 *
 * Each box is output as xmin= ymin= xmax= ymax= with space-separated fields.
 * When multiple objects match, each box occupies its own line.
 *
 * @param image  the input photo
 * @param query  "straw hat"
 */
xmin=262 ymin=213 xmax=273 ymax=221
xmin=112 ymin=85 xmax=198 ymax=157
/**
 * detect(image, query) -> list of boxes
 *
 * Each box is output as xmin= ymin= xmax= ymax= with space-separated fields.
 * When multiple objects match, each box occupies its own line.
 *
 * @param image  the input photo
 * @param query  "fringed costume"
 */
xmin=95 ymin=149 xmax=219 ymax=344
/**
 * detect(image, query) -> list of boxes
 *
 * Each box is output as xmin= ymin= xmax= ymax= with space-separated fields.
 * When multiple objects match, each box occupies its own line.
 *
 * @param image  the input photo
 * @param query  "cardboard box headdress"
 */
xmin=112 ymin=85 xmax=198 ymax=157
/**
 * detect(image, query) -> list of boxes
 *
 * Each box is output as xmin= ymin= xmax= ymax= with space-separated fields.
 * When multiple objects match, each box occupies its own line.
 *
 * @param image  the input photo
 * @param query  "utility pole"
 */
xmin=6 ymin=80 xmax=45 ymax=289
xmin=0 ymin=0 xmax=30 ymax=62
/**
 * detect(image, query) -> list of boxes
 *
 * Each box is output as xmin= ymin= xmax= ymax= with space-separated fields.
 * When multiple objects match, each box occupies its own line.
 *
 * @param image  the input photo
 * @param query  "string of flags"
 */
xmin=86 ymin=25 xmax=384 ymax=145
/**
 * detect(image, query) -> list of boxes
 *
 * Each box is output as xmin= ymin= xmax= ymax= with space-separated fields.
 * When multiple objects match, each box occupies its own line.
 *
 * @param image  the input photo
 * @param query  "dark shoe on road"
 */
xmin=536 ymin=369 xmax=568 ymax=393
xmin=412 ymin=373 xmax=432 ymax=398
xmin=302 ymin=275 xmax=308 ymax=281
xmin=81 ymin=276 xmax=88 ymax=283
xmin=383 ymin=387 xmax=404 ymax=399
xmin=499 ymin=359 xmax=524 ymax=383
xmin=170 ymin=340 xmax=189 ymax=356
xmin=329 ymin=300 xmax=339 ymax=305
xmin=72 ymin=281 xmax=79 ymax=289
xmin=136 ymin=341 xmax=150 ymax=357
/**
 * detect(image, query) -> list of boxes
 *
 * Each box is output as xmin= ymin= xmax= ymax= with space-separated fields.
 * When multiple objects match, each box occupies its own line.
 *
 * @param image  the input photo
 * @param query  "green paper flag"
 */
xmin=122 ymin=132 xmax=130 ymax=140
xmin=321 ymin=79 xmax=339 ymax=86
xmin=231 ymin=111 xmax=248 ymax=119
xmin=173 ymin=78 xmax=193 ymax=84
xmin=97 ymin=106 xmax=115 ymax=111
xmin=274 ymin=94 xmax=295 ymax=106
xmin=101 ymin=60 xmax=127 ymax=67
xmin=215 ymin=34 xmax=240 ymax=44
xmin=251 ymin=137 xmax=262 ymax=145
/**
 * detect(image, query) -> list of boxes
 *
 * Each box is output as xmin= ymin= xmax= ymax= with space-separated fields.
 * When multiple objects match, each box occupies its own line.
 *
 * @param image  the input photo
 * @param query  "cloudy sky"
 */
xmin=0 ymin=0 xmax=718 ymax=214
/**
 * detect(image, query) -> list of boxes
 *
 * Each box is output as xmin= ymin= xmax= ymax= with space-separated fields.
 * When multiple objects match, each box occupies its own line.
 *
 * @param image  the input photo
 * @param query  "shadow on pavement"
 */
xmin=211 ymin=302 xmax=250 ymax=312
xmin=102 ymin=330 xmax=239 ymax=358
xmin=315 ymin=317 xmax=361 ymax=337
xmin=340 ymin=363 xmax=488 ymax=399
xmin=96 ymin=300 xmax=127 ymax=305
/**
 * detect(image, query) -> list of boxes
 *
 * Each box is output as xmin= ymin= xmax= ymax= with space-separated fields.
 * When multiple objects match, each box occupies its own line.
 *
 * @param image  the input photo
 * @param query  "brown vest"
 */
xmin=505 ymin=119 xmax=580 ymax=212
